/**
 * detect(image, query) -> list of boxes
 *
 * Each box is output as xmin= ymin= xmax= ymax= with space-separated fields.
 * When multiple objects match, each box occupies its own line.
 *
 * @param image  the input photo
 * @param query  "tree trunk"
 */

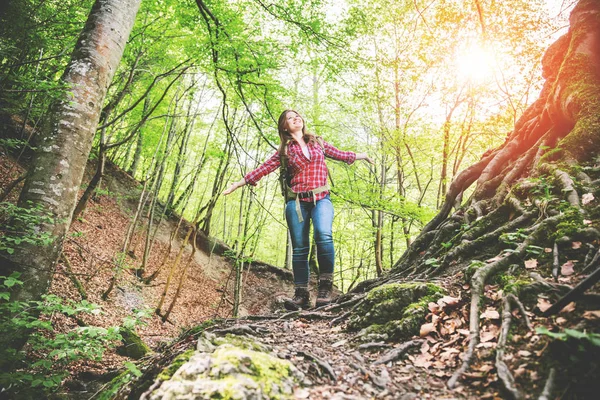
xmin=0 ymin=0 xmax=141 ymax=304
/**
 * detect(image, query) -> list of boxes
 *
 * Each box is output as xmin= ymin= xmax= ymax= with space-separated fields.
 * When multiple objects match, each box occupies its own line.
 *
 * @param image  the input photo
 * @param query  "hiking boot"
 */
xmin=284 ymin=287 xmax=310 ymax=311
xmin=315 ymin=279 xmax=333 ymax=308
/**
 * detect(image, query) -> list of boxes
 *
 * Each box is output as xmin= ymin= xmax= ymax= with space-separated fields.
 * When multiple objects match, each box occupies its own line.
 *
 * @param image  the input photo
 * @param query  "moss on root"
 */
xmin=348 ymin=282 xmax=444 ymax=340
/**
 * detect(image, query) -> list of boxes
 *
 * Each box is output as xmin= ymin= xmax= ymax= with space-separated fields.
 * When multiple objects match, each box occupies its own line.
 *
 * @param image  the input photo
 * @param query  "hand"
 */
xmin=356 ymin=152 xmax=375 ymax=165
xmin=222 ymin=179 xmax=245 ymax=196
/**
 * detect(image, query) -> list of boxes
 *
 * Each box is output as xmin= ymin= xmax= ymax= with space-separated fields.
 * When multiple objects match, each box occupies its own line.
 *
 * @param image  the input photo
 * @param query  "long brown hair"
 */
xmin=277 ymin=109 xmax=318 ymax=156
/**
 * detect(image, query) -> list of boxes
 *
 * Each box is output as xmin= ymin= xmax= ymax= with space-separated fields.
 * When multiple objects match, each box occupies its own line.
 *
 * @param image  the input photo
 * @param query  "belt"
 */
xmin=291 ymin=184 xmax=330 ymax=223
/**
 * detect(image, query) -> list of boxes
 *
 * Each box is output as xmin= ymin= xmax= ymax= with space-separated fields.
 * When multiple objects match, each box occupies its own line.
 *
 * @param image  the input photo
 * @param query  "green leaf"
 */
xmin=124 ymin=361 xmax=143 ymax=377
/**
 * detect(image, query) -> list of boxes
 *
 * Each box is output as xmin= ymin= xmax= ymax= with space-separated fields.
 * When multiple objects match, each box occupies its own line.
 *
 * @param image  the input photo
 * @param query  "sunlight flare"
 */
xmin=454 ymin=42 xmax=495 ymax=83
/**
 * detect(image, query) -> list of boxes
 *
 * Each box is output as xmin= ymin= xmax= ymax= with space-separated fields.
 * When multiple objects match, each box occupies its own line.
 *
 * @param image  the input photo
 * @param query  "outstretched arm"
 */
xmin=355 ymin=152 xmax=374 ymax=165
xmin=222 ymin=151 xmax=281 ymax=196
xmin=222 ymin=178 xmax=246 ymax=195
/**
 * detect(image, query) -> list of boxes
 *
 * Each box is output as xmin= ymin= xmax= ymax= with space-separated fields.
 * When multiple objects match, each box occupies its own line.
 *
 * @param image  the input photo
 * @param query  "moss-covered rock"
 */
xmin=116 ymin=327 xmax=151 ymax=360
xmin=348 ymin=282 xmax=444 ymax=340
xmin=149 ymin=334 xmax=304 ymax=399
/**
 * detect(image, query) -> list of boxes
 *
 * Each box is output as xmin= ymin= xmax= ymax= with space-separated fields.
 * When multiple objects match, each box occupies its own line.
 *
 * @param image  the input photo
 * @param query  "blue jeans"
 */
xmin=285 ymin=194 xmax=335 ymax=286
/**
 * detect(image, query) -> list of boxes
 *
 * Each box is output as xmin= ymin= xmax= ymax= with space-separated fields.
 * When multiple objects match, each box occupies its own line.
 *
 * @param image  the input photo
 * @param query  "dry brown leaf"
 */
xmin=518 ymin=350 xmax=532 ymax=357
xmin=420 ymin=322 xmax=436 ymax=337
xmin=457 ymin=329 xmax=470 ymax=336
xmin=555 ymin=317 xmax=567 ymax=325
xmin=582 ymin=193 xmax=595 ymax=205
xmin=583 ymin=219 xmax=592 ymax=225
xmin=477 ymin=364 xmax=494 ymax=373
xmin=571 ymin=241 xmax=582 ymax=249
xmin=438 ymin=295 xmax=460 ymax=307
xmin=560 ymin=302 xmax=576 ymax=313
xmin=582 ymin=310 xmax=600 ymax=320
xmin=428 ymin=302 xmax=440 ymax=313
xmin=544 ymin=247 xmax=553 ymax=253
xmin=537 ymin=298 xmax=552 ymax=312
xmin=524 ymin=259 xmax=538 ymax=269
xmin=514 ymin=364 xmax=528 ymax=378
xmin=481 ymin=331 xmax=496 ymax=343
xmin=480 ymin=308 xmax=500 ymax=320
xmin=412 ymin=353 xmax=433 ymax=368
xmin=561 ymin=260 xmax=575 ymax=276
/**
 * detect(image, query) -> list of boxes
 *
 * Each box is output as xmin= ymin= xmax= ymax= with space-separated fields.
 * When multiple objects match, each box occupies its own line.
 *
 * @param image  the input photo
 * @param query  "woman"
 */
xmin=223 ymin=110 xmax=373 ymax=310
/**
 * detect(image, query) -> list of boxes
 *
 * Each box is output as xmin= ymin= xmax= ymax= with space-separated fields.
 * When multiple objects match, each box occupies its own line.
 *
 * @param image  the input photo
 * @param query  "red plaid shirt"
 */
xmin=244 ymin=139 xmax=356 ymax=202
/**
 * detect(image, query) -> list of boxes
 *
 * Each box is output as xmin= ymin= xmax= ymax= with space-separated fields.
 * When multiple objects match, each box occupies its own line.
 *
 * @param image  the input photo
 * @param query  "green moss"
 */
xmin=212 ymin=334 xmax=270 ymax=353
xmin=157 ymin=349 xmax=195 ymax=381
xmin=552 ymin=207 xmax=584 ymax=240
xmin=116 ymin=327 xmax=150 ymax=360
xmin=199 ymin=346 xmax=298 ymax=399
xmin=503 ymin=279 xmax=532 ymax=296
xmin=349 ymin=282 xmax=444 ymax=340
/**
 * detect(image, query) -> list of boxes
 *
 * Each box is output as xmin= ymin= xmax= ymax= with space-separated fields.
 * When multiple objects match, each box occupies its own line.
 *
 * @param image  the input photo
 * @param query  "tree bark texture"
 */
xmin=0 ymin=0 xmax=141 ymax=302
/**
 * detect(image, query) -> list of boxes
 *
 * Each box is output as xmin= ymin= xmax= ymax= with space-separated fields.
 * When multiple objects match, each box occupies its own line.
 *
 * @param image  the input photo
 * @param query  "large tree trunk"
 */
xmin=0 ymin=0 xmax=141 ymax=303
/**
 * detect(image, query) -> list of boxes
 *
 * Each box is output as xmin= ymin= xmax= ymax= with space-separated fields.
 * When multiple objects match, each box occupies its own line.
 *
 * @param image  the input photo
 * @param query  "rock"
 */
xmin=149 ymin=334 xmax=304 ymax=399
xmin=116 ymin=327 xmax=150 ymax=360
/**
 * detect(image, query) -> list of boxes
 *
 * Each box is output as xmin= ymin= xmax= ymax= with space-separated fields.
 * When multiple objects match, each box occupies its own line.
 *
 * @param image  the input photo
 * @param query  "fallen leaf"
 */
xmin=561 ymin=260 xmax=575 ymax=276
xmin=428 ymin=302 xmax=440 ymax=313
xmin=438 ymin=295 xmax=460 ymax=307
xmin=544 ymin=247 xmax=553 ymax=253
xmin=514 ymin=364 xmax=528 ymax=378
xmin=476 ymin=342 xmax=496 ymax=348
xmin=583 ymin=310 xmax=600 ymax=320
xmin=537 ymin=298 xmax=552 ymax=312
xmin=457 ymin=329 xmax=470 ymax=336
xmin=480 ymin=308 xmax=500 ymax=320
xmin=560 ymin=302 xmax=576 ymax=313
xmin=411 ymin=353 xmax=433 ymax=368
xmin=481 ymin=331 xmax=496 ymax=343
xmin=582 ymin=193 xmax=595 ymax=205
xmin=477 ymin=364 xmax=494 ymax=373
xmin=583 ymin=219 xmax=592 ymax=225
xmin=420 ymin=322 xmax=436 ymax=337
xmin=555 ymin=317 xmax=567 ymax=325
xmin=524 ymin=259 xmax=538 ymax=269
xmin=571 ymin=241 xmax=582 ymax=249
xmin=518 ymin=350 xmax=532 ymax=357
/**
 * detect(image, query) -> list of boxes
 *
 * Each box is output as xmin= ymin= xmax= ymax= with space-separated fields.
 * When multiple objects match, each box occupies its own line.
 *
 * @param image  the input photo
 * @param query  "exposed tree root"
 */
xmin=448 ymin=215 xmax=558 ymax=389
xmin=542 ymin=265 xmax=600 ymax=316
xmin=538 ymin=368 xmax=556 ymax=400
xmin=349 ymin=360 xmax=387 ymax=389
xmin=443 ymin=211 xmax=536 ymax=267
xmin=298 ymin=350 xmax=337 ymax=381
xmin=372 ymin=339 xmax=423 ymax=366
xmin=496 ymin=293 xmax=533 ymax=399
xmin=552 ymin=241 xmax=560 ymax=281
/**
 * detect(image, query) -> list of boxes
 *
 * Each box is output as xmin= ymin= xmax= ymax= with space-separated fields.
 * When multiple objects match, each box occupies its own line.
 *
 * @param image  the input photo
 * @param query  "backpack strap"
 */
xmin=316 ymin=136 xmax=335 ymax=188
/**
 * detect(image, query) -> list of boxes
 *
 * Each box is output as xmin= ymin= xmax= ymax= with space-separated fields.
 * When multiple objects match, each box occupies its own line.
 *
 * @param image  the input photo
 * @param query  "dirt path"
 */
xmin=209 ymin=312 xmax=490 ymax=399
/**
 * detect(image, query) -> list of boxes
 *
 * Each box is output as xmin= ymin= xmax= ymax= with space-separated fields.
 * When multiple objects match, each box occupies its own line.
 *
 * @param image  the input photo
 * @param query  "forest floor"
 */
xmin=0 ymin=153 xmax=295 ymax=393
xmin=2 ymin=152 xmax=599 ymax=399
